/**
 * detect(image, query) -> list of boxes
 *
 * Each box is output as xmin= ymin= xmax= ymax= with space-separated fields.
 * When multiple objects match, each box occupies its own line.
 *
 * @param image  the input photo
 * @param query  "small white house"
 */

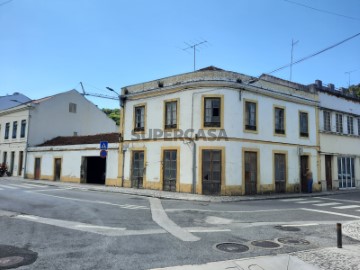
xmin=316 ymin=81 xmax=360 ymax=190
xmin=118 ymin=67 xmax=319 ymax=195
xmin=0 ymin=89 xmax=118 ymax=177
xmin=26 ymin=133 xmax=120 ymax=185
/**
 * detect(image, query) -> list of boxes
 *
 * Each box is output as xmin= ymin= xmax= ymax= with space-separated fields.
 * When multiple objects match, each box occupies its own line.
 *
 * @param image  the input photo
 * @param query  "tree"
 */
xmin=102 ymin=108 xmax=120 ymax=126
xmin=349 ymin=84 xmax=360 ymax=98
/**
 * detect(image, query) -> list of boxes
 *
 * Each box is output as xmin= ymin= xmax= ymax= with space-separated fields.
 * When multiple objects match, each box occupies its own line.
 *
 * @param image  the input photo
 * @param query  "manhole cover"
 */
xmin=0 ymin=256 xmax=24 ymax=267
xmin=251 ymin=240 xmax=281 ymax=248
xmin=274 ymin=225 xmax=301 ymax=232
xmin=0 ymin=245 xmax=37 ymax=269
xmin=278 ymin=237 xmax=310 ymax=245
xmin=215 ymin=243 xmax=249 ymax=253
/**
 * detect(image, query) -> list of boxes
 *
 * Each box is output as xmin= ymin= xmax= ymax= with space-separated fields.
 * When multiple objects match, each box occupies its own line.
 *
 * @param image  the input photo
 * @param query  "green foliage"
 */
xmin=349 ymin=84 xmax=360 ymax=97
xmin=102 ymin=108 xmax=120 ymax=125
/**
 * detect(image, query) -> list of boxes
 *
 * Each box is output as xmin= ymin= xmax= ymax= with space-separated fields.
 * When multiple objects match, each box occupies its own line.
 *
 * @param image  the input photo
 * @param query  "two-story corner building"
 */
xmin=118 ymin=67 xmax=319 ymax=196
xmin=315 ymin=80 xmax=360 ymax=191
xmin=0 ymin=89 xmax=118 ymax=177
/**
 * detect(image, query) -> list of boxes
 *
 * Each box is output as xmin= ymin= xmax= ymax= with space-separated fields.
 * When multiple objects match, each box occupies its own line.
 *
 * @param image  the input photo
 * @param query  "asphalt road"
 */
xmin=0 ymin=179 xmax=359 ymax=270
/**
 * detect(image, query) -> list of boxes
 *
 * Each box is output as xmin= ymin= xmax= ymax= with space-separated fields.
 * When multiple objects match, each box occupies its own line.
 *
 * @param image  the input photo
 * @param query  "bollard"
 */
xmin=336 ymin=223 xmax=342 ymax=248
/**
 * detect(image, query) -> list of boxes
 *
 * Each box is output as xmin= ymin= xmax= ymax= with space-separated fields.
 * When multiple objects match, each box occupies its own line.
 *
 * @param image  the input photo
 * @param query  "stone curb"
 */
xmin=2 ymin=176 xmax=359 ymax=202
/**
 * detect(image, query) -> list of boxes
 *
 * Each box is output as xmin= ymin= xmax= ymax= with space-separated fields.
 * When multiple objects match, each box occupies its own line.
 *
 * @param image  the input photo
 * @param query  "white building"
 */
xmin=316 ymin=81 xmax=360 ymax=190
xmin=0 ymin=89 xmax=118 ymax=177
xmin=119 ymin=67 xmax=319 ymax=195
xmin=26 ymin=133 xmax=119 ymax=185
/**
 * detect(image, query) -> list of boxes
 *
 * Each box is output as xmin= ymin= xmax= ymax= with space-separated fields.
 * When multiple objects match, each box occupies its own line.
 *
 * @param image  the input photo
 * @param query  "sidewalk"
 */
xmin=2 ymin=176 xmax=359 ymax=202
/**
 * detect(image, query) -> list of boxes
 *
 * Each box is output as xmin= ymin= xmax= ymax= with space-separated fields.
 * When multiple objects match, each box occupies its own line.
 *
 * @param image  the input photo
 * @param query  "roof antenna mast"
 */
xmin=183 ymin=40 xmax=208 ymax=71
xmin=290 ymin=39 xmax=299 ymax=81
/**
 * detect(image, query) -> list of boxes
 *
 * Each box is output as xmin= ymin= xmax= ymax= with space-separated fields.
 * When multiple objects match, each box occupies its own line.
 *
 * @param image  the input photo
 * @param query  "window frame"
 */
xmin=323 ymin=111 xmax=331 ymax=132
xmin=335 ymin=113 xmax=343 ymax=133
xmin=69 ymin=102 xmax=77 ymax=113
xmin=4 ymin=123 xmax=10 ymax=140
xmin=133 ymin=104 xmax=146 ymax=133
xmin=163 ymin=99 xmax=179 ymax=130
xmin=299 ymin=111 xmax=309 ymax=138
xmin=20 ymin=120 xmax=26 ymax=138
xmin=201 ymin=95 xmax=224 ymax=129
xmin=12 ymin=121 xmax=17 ymax=139
xmin=347 ymin=116 xmax=354 ymax=135
xmin=244 ymin=99 xmax=258 ymax=133
xmin=274 ymin=106 xmax=286 ymax=136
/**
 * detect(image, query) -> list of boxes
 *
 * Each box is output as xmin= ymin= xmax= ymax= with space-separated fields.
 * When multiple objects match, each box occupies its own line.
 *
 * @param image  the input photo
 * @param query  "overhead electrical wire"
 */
xmin=284 ymin=0 xmax=360 ymax=21
xmin=267 ymin=32 xmax=360 ymax=75
xmin=0 ymin=0 xmax=14 ymax=7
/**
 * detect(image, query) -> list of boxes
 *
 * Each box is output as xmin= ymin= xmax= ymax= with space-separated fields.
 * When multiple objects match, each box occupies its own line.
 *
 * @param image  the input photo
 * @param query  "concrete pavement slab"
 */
xmin=149 ymin=254 xmax=320 ymax=270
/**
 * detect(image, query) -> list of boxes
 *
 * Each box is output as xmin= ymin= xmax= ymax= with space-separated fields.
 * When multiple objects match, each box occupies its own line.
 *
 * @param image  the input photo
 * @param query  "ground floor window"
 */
xmin=338 ymin=157 xmax=355 ymax=188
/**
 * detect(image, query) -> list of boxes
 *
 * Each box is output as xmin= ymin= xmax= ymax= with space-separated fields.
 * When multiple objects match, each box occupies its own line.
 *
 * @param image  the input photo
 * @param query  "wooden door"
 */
xmin=202 ymin=150 xmax=222 ymax=195
xmin=132 ymin=151 xmax=144 ymax=188
xmin=163 ymin=150 xmax=177 ymax=192
xmin=245 ymin=152 xmax=257 ymax=195
xmin=300 ymin=155 xmax=309 ymax=192
xmin=274 ymin=154 xmax=286 ymax=193
xmin=34 ymin=158 xmax=41 ymax=179
xmin=325 ymin=155 xmax=332 ymax=191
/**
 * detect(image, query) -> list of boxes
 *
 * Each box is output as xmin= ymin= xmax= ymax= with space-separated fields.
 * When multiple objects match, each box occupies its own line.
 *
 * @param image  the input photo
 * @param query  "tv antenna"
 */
xmin=290 ymin=39 xmax=299 ymax=81
xmin=183 ymin=40 xmax=208 ymax=71
xmin=344 ymin=69 xmax=359 ymax=87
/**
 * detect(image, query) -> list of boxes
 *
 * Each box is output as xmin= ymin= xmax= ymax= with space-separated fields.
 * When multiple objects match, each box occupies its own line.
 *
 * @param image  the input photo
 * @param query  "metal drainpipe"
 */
xmin=23 ymin=107 xmax=31 ymax=178
xmin=192 ymin=140 xmax=196 ymax=194
xmin=120 ymin=95 xmax=126 ymax=187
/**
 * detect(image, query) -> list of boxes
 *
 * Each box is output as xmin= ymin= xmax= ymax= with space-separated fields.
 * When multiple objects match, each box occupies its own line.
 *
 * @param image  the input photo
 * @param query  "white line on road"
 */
xmin=296 ymin=200 xmax=322 ymax=204
xmin=280 ymin=198 xmax=306 ymax=202
xmin=0 ymin=184 xmax=17 ymax=189
xmin=332 ymin=205 xmax=360 ymax=210
xmin=0 ymin=188 xmax=3 ymax=190
xmin=149 ymin=197 xmax=200 ymax=242
xmin=27 ymin=192 xmax=149 ymax=210
xmin=313 ymin=202 xmax=342 ymax=207
xmin=301 ymin=208 xmax=360 ymax=219
xmin=21 ymin=183 xmax=47 ymax=188
xmin=8 ymin=184 xmax=33 ymax=189
xmin=313 ymin=197 xmax=360 ymax=204
xmin=281 ymin=223 xmax=319 ymax=227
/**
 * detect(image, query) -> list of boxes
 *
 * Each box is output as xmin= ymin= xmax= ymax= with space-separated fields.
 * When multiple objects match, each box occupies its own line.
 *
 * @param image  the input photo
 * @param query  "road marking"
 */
xmin=149 ymin=197 xmax=200 ymax=242
xmin=0 ymin=187 xmax=3 ymax=190
xmin=313 ymin=197 xmax=360 ymax=204
xmin=301 ymin=208 xmax=360 ymax=219
xmin=280 ymin=198 xmax=306 ymax=202
xmin=0 ymin=184 xmax=17 ymax=189
xmin=281 ymin=223 xmax=319 ymax=227
xmin=22 ymin=183 xmax=46 ymax=188
xmin=296 ymin=200 xmax=322 ymax=204
xmin=27 ymin=192 xmax=149 ymax=210
xmin=313 ymin=202 xmax=342 ymax=207
xmin=332 ymin=205 xmax=360 ymax=210
xmin=7 ymin=183 xmax=33 ymax=189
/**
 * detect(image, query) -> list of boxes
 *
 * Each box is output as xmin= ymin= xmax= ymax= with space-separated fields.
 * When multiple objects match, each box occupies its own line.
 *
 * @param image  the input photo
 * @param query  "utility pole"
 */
xmin=290 ymin=39 xmax=299 ymax=81
xmin=183 ymin=40 xmax=208 ymax=71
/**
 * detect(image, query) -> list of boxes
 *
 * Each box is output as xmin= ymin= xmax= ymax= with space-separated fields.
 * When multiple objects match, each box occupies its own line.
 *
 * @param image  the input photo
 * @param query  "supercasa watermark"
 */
xmin=132 ymin=128 xmax=229 ymax=141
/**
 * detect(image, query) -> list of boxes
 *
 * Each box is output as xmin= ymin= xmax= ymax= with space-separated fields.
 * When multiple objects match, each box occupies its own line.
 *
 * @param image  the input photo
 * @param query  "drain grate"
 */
xmin=251 ymin=240 xmax=281 ymax=248
xmin=274 ymin=225 xmax=301 ymax=232
xmin=278 ymin=237 xmax=310 ymax=245
xmin=215 ymin=243 xmax=249 ymax=253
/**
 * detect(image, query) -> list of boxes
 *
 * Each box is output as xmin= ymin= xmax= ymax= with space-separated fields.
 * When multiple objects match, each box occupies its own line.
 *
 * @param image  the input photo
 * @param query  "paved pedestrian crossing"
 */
xmin=0 ymin=182 xmax=47 ymax=191
xmin=280 ymin=198 xmax=360 ymax=212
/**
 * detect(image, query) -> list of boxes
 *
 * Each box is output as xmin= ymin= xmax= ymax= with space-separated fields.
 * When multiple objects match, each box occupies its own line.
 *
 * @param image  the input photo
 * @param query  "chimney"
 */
xmin=315 ymin=80 xmax=322 ymax=88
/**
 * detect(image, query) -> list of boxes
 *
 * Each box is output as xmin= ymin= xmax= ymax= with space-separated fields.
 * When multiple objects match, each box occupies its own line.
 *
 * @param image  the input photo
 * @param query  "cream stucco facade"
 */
xmin=119 ymin=68 xmax=319 ymax=195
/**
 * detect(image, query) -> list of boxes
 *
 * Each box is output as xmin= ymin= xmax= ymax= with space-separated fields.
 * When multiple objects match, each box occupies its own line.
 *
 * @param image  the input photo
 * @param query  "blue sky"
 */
xmin=1 ymin=0 xmax=359 ymax=109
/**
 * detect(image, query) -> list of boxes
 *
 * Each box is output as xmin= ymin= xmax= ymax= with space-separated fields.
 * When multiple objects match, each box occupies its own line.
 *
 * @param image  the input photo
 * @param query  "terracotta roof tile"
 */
xmin=38 ymin=133 xmax=120 ymax=146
